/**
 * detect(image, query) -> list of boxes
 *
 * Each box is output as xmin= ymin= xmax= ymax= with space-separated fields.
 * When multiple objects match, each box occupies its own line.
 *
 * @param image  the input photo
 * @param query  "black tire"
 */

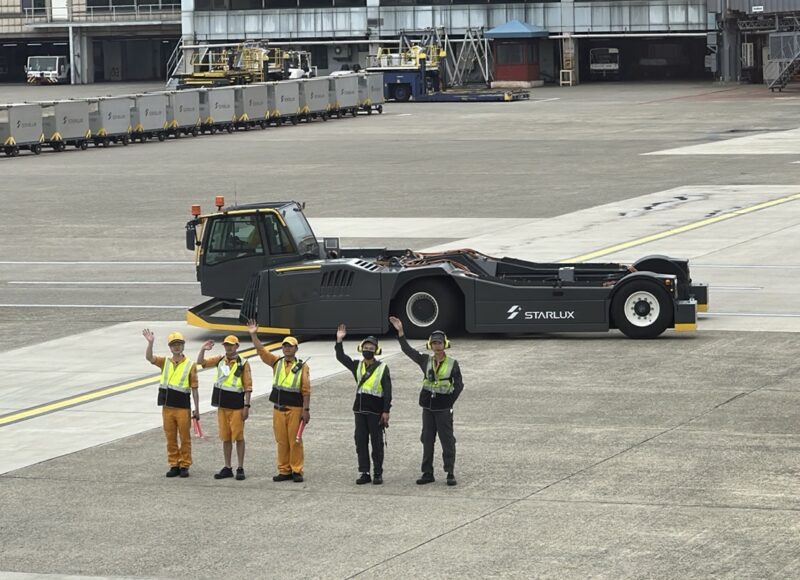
xmin=611 ymin=280 xmax=673 ymax=339
xmin=291 ymin=116 xmax=298 ymax=125
xmin=31 ymin=144 xmax=42 ymax=155
xmin=80 ymin=140 xmax=89 ymax=150
xmin=367 ymin=108 xmax=373 ymax=115
xmin=10 ymin=145 xmax=20 ymax=157
xmin=391 ymin=279 xmax=460 ymax=339
xmin=191 ymin=127 xmax=199 ymax=137
xmin=4 ymin=146 xmax=12 ymax=157
xmin=393 ymin=84 xmax=411 ymax=102
xmin=225 ymin=125 xmax=234 ymax=133
xmin=322 ymin=113 xmax=328 ymax=122
xmin=157 ymin=132 xmax=166 ymax=142
xmin=351 ymin=108 xmax=358 ymax=118
xmin=378 ymin=105 xmax=383 ymax=114
xmin=103 ymin=138 xmax=111 ymax=148
xmin=121 ymin=136 xmax=129 ymax=146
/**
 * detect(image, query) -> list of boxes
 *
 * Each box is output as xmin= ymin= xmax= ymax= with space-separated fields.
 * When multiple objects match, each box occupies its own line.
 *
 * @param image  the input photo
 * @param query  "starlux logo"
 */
xmin=507 ymin=305 xmax=576 ymax=321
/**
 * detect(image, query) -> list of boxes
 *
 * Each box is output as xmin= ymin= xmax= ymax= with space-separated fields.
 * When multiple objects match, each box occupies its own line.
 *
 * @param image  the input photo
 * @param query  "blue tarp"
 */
xmin=485 ymin=20 xmax=549 ymax=40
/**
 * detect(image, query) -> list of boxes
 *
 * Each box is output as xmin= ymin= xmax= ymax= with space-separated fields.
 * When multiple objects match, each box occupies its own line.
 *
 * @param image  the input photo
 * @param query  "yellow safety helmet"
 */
xmin=167 ymin=332 xmax=185 ymax=345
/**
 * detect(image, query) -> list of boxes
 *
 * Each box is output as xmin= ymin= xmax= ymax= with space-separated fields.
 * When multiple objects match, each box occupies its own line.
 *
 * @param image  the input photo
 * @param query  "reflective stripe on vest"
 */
xmin=160 ymin=357 xmax=192 ymax=393
xmin=214 ymin=357 xmax=244 ymax=393
xmin=422 ymin=356 xmax=454 ymax=394
xmin=356 ymin=361 xmax=386 ymax=398
xmin=272 ymin=357 xmax=302 ymax=392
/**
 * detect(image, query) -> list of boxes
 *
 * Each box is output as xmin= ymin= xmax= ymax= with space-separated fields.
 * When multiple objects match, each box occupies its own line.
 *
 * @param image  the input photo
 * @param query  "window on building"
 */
xmin=528 ymin=42 xmax=538 ymax=64
xmin=496 ymin=44 xmax=524 ymax=65
xmin=299 ymin=0 xmax=332 ymax=7
xmin=20 ymin=0 xmax=46 ymax=14
xmin=230 ymin=0 xmax=263 ymax=8
xmin=265 ymin=0 xmax=297 ymax=7
xmin=379 ymin=0 xmax=415 ymax=6
xmin=334 ymin=0 xmax=366 ymax=6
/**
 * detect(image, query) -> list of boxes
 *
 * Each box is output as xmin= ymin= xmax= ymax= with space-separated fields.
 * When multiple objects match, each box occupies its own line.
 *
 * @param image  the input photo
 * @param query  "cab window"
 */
xmin=264 ymin=213 xmax=294 ymax=255
xmin=205 ymin=215 xmax=264 ymax=265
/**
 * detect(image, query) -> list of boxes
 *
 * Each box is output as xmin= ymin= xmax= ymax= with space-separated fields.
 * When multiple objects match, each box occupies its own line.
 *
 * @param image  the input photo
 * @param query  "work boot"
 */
xmin=356 ymin=473 xmax=371 ymax=485
xmin=416 ymin=473 xmax=435 ymax=485
xmin=372 ymin=474 xmax=383 ymax=485
xmin=272 ymin=473 xmax=293 ymax=482
xmin=446 ymin=472 xmax=457 ymax=486
xmin=166 ymin=466 xmax=180 ymax=478
xmin=179 ymin=467 xmax=190 ymax=478
xmin=214 ymin=466 xmax=233 ymax=480
xmin=292 ymin=472 xmax=304 ymax=483
xmin=235 ymin=467 xmax=246 ymax=481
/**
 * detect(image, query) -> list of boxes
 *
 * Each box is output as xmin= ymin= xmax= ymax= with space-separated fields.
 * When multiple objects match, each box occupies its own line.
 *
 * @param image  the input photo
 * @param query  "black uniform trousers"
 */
xmin=354 ymin=412 xmax=384 ymax=476
xmin=421 ymin=408 xmax=456 ymax=475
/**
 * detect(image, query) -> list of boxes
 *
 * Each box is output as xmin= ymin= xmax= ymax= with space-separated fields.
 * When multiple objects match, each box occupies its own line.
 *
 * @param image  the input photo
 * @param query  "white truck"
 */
xmin=25 ymin=56 xmax=69 ymax=84
xmin=589 ymin=48 xmax=620 ymax=80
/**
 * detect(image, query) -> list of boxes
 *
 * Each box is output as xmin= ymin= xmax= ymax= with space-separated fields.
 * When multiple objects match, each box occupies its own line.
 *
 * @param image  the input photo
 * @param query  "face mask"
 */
xmin=362 ymin=350 xmax=375 ymax=360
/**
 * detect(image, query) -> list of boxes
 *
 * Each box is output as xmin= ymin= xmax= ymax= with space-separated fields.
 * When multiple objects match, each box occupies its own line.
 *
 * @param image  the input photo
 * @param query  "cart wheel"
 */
xmin=10 ymin=145 xmax=20 ymax=157
xmin=367 ymin=108 xmax=373 ymax=115
xmin=157 ymin=132 xmax=166 ymax=142
xmin=351 ymin=108 xmax=357 ymax=118
xmin=4 ymin=146 xmax=12 ymax=157
xmin=377 ymin=105 xmax=383 ymax=114
xmin=337 ymin=110 xmax=343 ymax=119
xmin=121 ymin=136 xmax=129 ymax=146
xmin=392 ymin=279 xmax=460 ymax=339
xmin=259 ymin=121 xmax=267 ymax=129
xmin=174 ymin=131 xmax=181 ymax=139
xmin=80 ymin=141 xmax=89 ymax=150
xmin=321 ymin=113 xmax=328 ymax=122
xmin=291 ymin=116 xmax=298 ymax=125
xmin=191 ymin=127 xmax=199 ymax=137
xmin=31 ymin=143 xmax=42 ymax=155
xmin=210 ymin=127 xmax=217 ymax=135
xmin=611 ymin=280 xmax=672 ymax=339
xmin=226 ymin=124 xmax=234 ymax=133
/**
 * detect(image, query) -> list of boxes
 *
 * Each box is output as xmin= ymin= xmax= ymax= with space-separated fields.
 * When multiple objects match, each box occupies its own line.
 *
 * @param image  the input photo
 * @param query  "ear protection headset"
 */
xmin=357 ymin=337 xmax=382 ymax=356
xmin=426 ymin=331 xmax=451 ymax=350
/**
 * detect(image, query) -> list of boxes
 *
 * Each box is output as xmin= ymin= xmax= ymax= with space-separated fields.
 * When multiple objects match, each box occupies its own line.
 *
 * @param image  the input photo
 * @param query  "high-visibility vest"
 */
xmin=422 ymin=356 xmax=454 ymax=394
xmin=356 ymin=361 xmax=386 ymax=398
xmin=215 ymin=357 xmax=244 ymax=393
xmin=160 ymin=357 xmax=192 ymax=394
xmin=273 ymin=357 xmax=302 ymax=392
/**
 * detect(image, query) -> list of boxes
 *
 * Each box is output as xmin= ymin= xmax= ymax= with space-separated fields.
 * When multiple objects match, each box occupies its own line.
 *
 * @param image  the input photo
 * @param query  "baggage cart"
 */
xmin=41 ymin=100 xmax=91 ymax=152
xmin=0 ymin=103 xmax=44 ymax=156
xmin=130 ymin=93 xmax=168 ymax=142
xmin=88 ymin=96 xmax=133 ymax=147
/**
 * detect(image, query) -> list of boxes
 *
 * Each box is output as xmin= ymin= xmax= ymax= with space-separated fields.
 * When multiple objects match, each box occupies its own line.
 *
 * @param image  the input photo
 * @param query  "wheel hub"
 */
xmin=623 ymin=290 xmax=660 ymax=327
xmin=406 ymin=292 xmax=439 ymax=327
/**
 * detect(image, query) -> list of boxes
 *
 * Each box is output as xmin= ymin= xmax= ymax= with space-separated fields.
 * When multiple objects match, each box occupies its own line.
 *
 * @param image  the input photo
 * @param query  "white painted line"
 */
xmin=0 ymin=261 xmax=192 ymax=265
xmin=703 ymin=312 xmax=800 ymax=318
xmin=395 ymin=113 xmax=412 ymax=117
xmin=8 ymin=281 xmax=199 ymax=285
xmin=694 ymin=264 xmax=800 ymax=269
xmin=534 ymin=97 xmax=560 ymax=103
xmin=0 ymin=304 xmax=188 ymax=309
xmin=711 ymin=286 xmax=763 ymax=291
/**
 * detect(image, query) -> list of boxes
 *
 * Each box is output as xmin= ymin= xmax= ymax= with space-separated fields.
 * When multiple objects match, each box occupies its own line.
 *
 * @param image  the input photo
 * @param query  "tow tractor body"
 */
xmin=185 ymin=199 xmax=708 ymax=339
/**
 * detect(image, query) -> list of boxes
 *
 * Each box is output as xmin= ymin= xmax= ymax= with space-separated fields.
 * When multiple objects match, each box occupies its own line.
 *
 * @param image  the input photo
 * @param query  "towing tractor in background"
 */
xmin=25 ymin=56 xmax=69 ymax=84
xmin=185 ymin=198 xmax=708 ymax=339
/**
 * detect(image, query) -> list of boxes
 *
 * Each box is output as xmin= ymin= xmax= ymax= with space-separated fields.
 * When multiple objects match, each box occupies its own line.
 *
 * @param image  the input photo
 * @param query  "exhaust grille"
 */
xmin=321 ymin=269 xmax=354 ymax=296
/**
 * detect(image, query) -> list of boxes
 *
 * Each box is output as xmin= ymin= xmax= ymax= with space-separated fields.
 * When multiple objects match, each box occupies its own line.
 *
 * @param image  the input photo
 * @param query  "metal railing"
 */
xmin=24 ymin=4 xmax=181 ymax=24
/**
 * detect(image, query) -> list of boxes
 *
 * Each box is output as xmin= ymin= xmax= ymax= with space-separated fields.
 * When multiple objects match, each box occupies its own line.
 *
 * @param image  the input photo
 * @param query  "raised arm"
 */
xmin=335 ymin=323 xmax=358 ymax=375
xmin=248 ymin=319 xmax=279 ymax=367
xmin=197 ymin=340 xmax=214 ymax=366
xmin=389 ymin=316 xmax=428 ymax=369
xmin=142 ymin=329 xmax=156 ymax=363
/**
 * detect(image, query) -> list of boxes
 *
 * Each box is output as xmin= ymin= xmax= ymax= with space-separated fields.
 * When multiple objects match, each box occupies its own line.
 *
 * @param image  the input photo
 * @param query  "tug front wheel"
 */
xmin=392 ymin=279 xmax=460 ymax=339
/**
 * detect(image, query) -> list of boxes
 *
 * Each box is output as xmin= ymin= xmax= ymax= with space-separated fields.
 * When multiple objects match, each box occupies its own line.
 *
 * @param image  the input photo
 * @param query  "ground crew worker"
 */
xmin=388 ymin=316 xmax=463 ymax=486
xmin=247 ymin=319 xmax=310 ymax=482
xmin=335 ymin=323 xmax=392 ymax=485
xmin=142 ymin=329 xmax=200 ymax=478
xmin=197 ymin=335 xmax=253 ymax=481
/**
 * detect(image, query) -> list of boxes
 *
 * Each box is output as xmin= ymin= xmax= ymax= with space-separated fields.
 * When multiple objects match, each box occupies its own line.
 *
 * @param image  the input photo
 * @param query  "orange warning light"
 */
xmin=191 ymin=204 xmax=201 ymax=217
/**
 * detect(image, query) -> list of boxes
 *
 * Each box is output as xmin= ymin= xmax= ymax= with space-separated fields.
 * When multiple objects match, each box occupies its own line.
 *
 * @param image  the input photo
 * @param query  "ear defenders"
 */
xmin=357 ymin=337 xmax=382 ymax=356
xmin=426 ymin=331 xmax=451 ymax=350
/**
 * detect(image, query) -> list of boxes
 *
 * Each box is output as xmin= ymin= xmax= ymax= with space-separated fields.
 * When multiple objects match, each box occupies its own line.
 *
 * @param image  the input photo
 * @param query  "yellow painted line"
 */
xmin=274 ymin=264 xmax=321 ymax=273
xmin=561 ymin=192 xmax=800 ymax=263
xmin=0 ymin=343 xmax=279 ymax=428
